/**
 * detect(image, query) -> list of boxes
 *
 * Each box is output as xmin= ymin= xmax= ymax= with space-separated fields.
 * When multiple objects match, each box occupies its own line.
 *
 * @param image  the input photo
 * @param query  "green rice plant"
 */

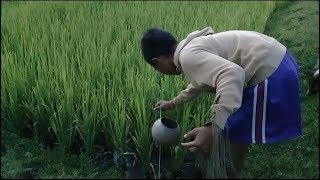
xmin=0 ymin=50 xmax=37 ymax=137
xmin=1 ymin=52 xmax=25 ymax=132
xmin=170 ymin=104 xmax=194 ymax=175
xmin=21 ymin=43 xmax=59 ymax=142
xmin=50 ymin=106 xmax=77 ymax=154
xmin=75 ymin=82 xmax=101 ymax=156
xmin=108 ymin=97 xmax=130 ymax=168
xmin=126 ymin=69 xmax=155 ymax=175
xmin=49 ymin=61 xmax=77 ymax=153
xmin=21 ymin=86 xmax=52 ymax=143
xmin=101 ymin=83 xmax=130 ymax=168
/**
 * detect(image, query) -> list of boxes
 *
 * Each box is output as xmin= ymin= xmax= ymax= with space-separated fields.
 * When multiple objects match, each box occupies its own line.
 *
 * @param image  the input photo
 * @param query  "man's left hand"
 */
xmin=180 ymin=125 xmax=213 ymax=154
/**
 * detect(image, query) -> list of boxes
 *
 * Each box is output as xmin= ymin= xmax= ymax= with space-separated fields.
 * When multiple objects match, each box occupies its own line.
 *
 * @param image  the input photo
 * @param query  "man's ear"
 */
xmin=151 ymin=57 xmax=159 ymax=65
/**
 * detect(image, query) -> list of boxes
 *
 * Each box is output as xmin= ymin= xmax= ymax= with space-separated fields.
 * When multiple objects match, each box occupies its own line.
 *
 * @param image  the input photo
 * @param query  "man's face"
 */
xmin=151 ymin=55 xmax=181 ymax=75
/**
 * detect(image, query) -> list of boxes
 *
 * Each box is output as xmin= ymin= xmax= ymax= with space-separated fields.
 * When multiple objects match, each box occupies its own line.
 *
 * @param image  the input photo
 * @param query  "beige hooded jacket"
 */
xmin=171 ymin=27 xmax=287 ymax=129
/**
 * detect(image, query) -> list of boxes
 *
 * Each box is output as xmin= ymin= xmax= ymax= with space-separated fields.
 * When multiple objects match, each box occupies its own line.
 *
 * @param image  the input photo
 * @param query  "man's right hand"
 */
xmin=153 ymin=100 xmax=176 ymax=111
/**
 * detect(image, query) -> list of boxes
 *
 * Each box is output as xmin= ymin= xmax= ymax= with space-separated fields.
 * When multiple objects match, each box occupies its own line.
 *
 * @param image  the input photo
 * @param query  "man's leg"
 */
xmin=229 ymin=141 xmax=248 ymax=178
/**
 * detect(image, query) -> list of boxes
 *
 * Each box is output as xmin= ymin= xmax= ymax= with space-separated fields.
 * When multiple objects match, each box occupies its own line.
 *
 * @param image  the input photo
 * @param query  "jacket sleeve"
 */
xmin=171 ymin=83 xmax=201 ymax=105
xmin=181 ymin=49 xmax=246 ymax=129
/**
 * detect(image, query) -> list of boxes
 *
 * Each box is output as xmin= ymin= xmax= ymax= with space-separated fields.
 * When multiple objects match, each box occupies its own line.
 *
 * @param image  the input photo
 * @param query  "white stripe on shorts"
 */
xmin=252 ymin=85 xmax=258 ymax=143
xmin=262 ymin=79 xmax=268 ymax=143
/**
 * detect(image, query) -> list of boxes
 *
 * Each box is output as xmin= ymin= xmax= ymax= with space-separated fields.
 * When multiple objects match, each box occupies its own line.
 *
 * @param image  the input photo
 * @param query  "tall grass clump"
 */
xmin=126 ymin=68 xmax=156 ymax=174
xmin=1 ymin=0 xmax=276 ymax=175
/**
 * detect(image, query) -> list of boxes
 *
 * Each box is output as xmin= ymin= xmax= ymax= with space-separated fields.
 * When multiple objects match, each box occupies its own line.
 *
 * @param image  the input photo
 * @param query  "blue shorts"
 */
xmin=222 ymin=50 xmax=302 ymax=144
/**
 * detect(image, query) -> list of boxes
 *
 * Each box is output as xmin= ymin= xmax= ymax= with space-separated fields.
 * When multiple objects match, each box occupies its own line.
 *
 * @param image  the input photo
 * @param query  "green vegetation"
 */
xmin=1 ymin=130 xmax=123 ymax=179
xmin=1 ymin=1 xmax=318 ymax=179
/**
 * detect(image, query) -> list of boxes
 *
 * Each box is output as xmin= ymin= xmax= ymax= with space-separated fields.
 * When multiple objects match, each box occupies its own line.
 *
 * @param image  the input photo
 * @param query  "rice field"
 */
xmin=1 ymin=1 xmax=278 ymax=177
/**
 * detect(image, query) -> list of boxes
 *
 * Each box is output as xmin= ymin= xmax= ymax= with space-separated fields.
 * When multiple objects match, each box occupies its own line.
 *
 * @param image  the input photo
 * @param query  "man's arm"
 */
xmin=171 ymin=83 xmax=201 ymax=106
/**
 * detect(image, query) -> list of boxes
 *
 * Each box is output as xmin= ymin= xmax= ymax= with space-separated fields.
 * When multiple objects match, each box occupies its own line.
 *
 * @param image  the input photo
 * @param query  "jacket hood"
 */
xmin=173 ymin=27 xmax=215 ymax=71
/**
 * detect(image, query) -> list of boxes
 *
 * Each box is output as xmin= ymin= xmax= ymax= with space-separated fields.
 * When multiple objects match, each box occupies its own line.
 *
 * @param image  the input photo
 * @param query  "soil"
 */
xmin=95 ymin=140 xmax=203 ymax=179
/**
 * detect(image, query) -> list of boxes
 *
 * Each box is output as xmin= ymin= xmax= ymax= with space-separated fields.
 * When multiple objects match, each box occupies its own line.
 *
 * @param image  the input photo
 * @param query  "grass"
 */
xmin=242 ymin=1 xmax=319 ymax=179
xmin=1 ymin=1 xmax=319 ymax=179
xmin=1 ymin=130 xmax=124 ymax=179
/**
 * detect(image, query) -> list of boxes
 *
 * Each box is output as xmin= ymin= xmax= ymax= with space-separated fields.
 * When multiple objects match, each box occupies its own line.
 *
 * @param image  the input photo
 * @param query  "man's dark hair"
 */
xmin=140 ymin=27 xmax=178 ymax=66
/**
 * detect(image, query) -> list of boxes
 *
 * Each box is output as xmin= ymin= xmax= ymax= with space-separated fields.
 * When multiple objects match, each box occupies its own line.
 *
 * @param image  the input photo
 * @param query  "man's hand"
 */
xmin=180 ymin=126 xmax=213 ymax=154
xmin=154 ymin=100 xmax=175 ymax=111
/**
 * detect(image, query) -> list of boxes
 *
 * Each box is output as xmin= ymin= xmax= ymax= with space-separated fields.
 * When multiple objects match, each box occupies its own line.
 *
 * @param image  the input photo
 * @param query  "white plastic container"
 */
xmin=151 ymin=117 xmax=180 ymax=145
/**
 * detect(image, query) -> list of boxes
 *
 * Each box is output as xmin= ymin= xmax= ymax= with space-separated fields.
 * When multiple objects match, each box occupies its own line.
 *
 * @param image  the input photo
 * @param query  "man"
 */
xmin=140 ymin=27 xmax=302 ymax=178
